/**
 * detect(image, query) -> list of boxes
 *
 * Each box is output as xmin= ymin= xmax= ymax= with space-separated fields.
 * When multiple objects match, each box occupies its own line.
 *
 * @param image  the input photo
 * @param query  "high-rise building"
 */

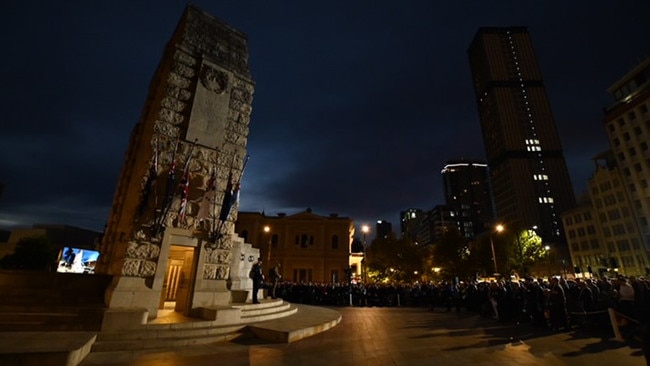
xmin=468 ymin=27 xmax=576 ymax=249
xmin=441 ymin=160 xmax=494 ymax=239
xmin=603 ymin=57 xmax=650 ymax=254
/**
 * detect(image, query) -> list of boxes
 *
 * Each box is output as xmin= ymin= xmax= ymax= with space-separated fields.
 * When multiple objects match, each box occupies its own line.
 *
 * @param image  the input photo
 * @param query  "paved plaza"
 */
xmin=81 ymin=306 xmax=647 ymax=366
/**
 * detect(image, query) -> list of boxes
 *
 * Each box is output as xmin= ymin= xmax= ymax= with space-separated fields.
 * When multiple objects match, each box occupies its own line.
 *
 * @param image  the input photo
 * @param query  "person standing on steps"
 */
xmin=251 ymin=258 xmax=264 ymax=304
xmin=270 ymin=262 xmax=282 ymax=299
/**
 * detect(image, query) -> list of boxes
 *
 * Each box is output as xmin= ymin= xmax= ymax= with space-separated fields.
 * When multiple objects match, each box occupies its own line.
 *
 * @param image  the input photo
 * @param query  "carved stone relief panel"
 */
xmin=186 ymin=61 xmax=232 ymax=148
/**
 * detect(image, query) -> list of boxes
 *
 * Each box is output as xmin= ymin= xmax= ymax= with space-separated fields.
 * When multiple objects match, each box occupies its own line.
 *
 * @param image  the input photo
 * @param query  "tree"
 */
xmin=466 ymin=235 xmax=496 ymax=277
xmin=516 ymin=228 xmax=545 ymax=274
xmin=0 ymin=236 xmax=58 ymax=271
xmin=365 ymin=233 xmax=424 ymax=283
xmin=432 ymin=227 xmax=470 ymax=279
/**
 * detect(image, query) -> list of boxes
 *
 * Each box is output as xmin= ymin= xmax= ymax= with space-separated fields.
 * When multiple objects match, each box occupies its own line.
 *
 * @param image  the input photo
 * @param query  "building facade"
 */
xmin=561 ymin=57 xmax=650 ymax=278
xmin=441 ymin=160 xmax=494 ymax=239
xmin=468 ymin=27 xmax=576 ymax=252
xmin=601 ymin=57 xmax=650 ymax=275
xmin=563 ymin=151 xmax=649 ymax=277
xmin=235 ymin=209 xmax=354 ymax=283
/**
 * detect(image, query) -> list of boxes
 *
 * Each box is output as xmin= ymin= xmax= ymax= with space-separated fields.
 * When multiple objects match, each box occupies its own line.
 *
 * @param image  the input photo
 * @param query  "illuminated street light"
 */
xmin=545 ymin=245 xmax=551 ymax=278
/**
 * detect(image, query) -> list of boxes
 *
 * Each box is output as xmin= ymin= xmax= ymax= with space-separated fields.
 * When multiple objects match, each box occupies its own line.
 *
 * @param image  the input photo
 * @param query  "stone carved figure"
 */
xmin=140 ymin=260 xmax=157 ymax=277
xmin=204 ymin=248 xmax=218 ymax=264
xmin=217 ymin=251 xmax=231 ymax=264
xmin=122 ymin=259 xmax=142 ymax=276
xmin=216 ymin=265 xmax=229 ymax=279
xmin=203 ymin=264 xmax=217 ymax=279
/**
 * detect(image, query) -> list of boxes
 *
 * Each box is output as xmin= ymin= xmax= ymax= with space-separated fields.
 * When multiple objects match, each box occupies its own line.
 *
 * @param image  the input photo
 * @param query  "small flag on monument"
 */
xmin=197 ymin=168 xmax=216 ymax=222
xmin=177 ymin=169 xmax=190 ymax=223
xmin=218 ymin=171 xmax=235 ymax=222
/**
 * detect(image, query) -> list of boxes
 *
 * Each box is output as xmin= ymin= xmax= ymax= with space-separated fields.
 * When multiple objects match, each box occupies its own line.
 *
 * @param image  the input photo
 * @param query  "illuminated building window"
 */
xmin=538 ymin=197 xmax=554 ymax=203
xmin=533 ymin=174 xmax=549 ymax=180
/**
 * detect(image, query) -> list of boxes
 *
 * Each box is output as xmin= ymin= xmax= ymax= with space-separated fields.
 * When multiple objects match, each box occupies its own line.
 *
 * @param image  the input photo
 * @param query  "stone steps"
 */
xmin=90 ymin=300 xmax=296 ymax=353
xmin=0 ymin=303 xmax=342 ymax=366
xmin=0 ymin=331 xmax=97 ymax=366
xmin=0 ymin=306 xmax=106 ymax=332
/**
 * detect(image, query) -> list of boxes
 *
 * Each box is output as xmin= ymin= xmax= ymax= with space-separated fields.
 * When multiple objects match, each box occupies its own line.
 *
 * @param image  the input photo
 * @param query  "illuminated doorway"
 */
xmin=160 ymin=245 xmax=196 ymax=313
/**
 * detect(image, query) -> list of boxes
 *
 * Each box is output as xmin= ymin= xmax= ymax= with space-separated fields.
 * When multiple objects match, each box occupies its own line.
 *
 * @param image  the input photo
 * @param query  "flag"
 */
xmin=157 ymin=159 xmax=176 ymax=228
xmin=219 ymin=155 xmax=249 ymax=223
xmin=218 ymin=171 xmax=234 ymax=222
xmin=233 ymin=181 xmax=240 ymax=206
xmin=177 ymin=168 xmax=190 ymax=223
xmin=138 ymin=161 xmax=158 ymax=217
xmin=197 ymin=168 xmax=216 ymax=222
xmin=177 ymin=141 xmax=197 ymax=225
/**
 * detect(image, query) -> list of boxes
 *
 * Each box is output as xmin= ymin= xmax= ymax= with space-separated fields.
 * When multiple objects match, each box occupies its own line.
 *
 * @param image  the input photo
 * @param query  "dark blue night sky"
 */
xmin=1 ymin=1 xmax=649 ymax=233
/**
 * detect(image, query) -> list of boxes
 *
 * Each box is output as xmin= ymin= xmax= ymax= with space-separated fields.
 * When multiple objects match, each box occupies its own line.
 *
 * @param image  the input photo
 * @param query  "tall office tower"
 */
xmin=441 ymin=160 xmax=494 ymax=239
xmin=604 ymin=57 xmax=650 ymax=253
xmin=468 ymin=27 xmax=576 ymax=248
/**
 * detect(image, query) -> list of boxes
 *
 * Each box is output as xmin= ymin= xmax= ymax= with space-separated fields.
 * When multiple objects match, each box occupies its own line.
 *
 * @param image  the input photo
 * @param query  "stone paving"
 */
xmin=81 ymin=307 xmax=647 ymax=366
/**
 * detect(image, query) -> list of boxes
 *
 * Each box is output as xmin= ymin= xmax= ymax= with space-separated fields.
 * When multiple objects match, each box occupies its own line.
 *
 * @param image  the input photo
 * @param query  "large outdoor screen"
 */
xmin=57 ymin=246 xmax=100 ymax=274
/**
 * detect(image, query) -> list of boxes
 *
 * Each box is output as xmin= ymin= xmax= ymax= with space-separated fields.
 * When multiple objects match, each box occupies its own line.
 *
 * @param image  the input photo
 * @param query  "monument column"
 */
xmin=96 ymin=5 xmax=254 ymax=320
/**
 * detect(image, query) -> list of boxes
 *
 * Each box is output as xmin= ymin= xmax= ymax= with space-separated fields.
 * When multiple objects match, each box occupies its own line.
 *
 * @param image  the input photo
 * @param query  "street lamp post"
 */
xmin=545 ymin=245 xmax=551 ymax=278
xmin=489 ymin=224 xmax=504 ymax=275
xmin=264 ymin=225 xmax=271 ymax=263
xmin=361 ymin=225 xmax=369 ymax=282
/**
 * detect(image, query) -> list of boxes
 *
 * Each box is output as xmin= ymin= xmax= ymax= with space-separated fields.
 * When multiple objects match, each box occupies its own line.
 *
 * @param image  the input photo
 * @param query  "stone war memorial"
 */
xmin=94 ymin=4 xmax=260 ymax=325
xmin=0 ymin=8 xmax=341 ymax=365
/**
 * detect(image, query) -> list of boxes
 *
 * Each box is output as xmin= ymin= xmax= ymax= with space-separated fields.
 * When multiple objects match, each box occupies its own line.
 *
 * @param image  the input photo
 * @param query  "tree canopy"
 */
xmin=0 ymin=236 xmax=58 ymax=271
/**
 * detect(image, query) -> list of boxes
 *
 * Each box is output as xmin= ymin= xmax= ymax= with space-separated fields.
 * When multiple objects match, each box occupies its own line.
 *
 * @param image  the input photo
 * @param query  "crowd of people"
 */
xmin=265 ymin=275 xmax=650 ymax=334
xmin=260 ymin=272 xmax=649 ymax=363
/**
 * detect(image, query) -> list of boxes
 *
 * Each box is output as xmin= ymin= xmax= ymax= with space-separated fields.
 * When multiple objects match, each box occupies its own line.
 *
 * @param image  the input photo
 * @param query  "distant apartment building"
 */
xmin=604 ymin=58 xmax=650 ymax=274
xmin=400 ymin=208 xmax=423 ymax=243
xmin=562 ymin=57 xmax=650 ymax=278
xmin=468 ymin=27 xmax=576 ymax=250
xmin=561 ymin=200 xmax=603 ymax=277
xmin=375 ymin=220 xmax=392 ymax=240
xmin=235 ymin=209 xmax=354 ymax=283
xmin=441 ymin=160 xmax=494 ymax=239
xmin=430 ymin=205 xmax=459 ymax=243
xmin=563 ymin=151 xmax=649 ymax=277
xmin=604 ymin=57 xmax=650 ymax=253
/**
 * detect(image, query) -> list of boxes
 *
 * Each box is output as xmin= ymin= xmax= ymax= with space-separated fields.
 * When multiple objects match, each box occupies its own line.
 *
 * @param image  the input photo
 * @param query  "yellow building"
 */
xmin=235 ymin=209 xmax=355 ymax=283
